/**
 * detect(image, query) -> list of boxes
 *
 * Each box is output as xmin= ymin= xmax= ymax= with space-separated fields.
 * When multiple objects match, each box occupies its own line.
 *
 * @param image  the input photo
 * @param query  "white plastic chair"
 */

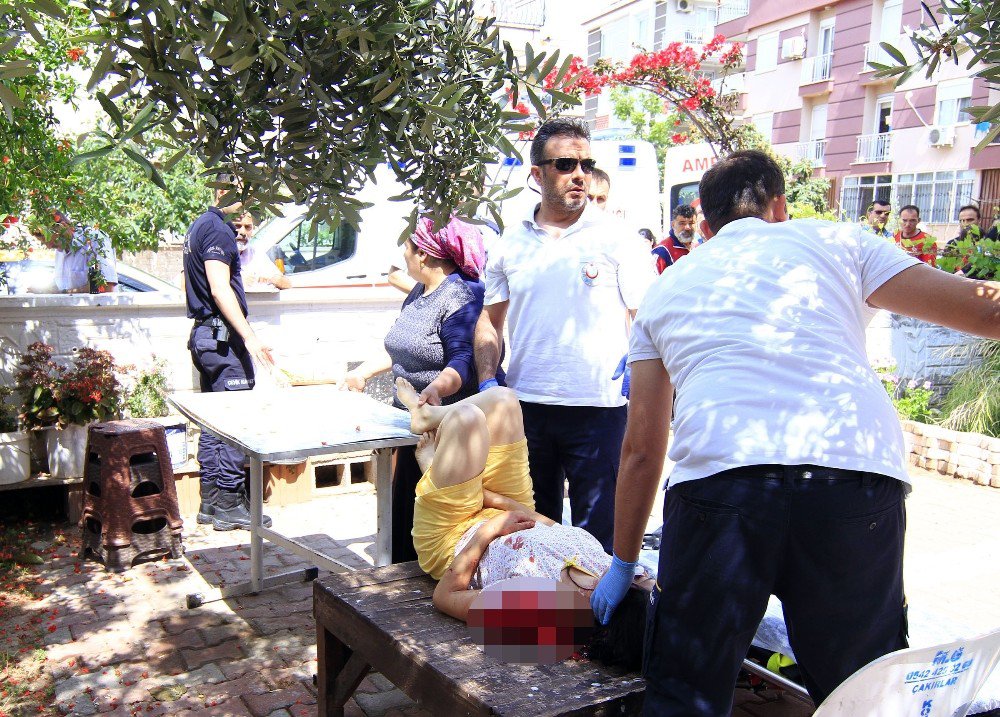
xmin=813 ymin=627 xmax=1000 ymax=717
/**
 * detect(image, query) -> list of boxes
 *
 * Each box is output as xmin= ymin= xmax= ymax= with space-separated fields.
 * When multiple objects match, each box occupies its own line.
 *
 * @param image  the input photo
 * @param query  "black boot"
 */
xmin=212 ymin=487 xmax=273 ymax=531
xmin=238 ymin=484 xmax=272 ymax=528
xmin=196 ymin=483 xmax=218 ymax=525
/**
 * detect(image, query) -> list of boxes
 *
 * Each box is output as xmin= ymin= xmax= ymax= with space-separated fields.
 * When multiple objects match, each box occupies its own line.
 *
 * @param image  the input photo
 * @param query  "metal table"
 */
xmin=168 ymin=386 xmax=417 ymax=607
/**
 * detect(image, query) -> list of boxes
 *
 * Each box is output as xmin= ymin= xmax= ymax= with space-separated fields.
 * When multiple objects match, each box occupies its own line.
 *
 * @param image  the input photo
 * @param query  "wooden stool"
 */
xmin=80 ymin=420 xmax=184 ymax=572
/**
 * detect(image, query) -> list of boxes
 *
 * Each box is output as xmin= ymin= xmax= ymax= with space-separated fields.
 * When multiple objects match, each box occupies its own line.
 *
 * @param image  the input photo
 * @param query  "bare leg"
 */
xmin=423 ymin=404 xmax=490 ymax=489
xmin=396 ymin=378 xmax=524 ymax=446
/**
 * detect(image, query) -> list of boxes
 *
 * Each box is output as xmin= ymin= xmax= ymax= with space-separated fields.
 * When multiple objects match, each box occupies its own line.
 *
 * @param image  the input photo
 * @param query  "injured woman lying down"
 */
xmin=394 ymin=377 xmax=652 ymax=668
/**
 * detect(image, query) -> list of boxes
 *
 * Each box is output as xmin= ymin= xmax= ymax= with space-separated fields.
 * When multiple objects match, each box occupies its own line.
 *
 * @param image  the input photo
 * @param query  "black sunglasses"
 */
xmin=537 ymin=157 xmax=597 ymax=173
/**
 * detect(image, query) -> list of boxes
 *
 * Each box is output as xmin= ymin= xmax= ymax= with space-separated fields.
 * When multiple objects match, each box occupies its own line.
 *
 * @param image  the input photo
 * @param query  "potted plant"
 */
xmin=15 ymin=342 xmax=123 ymax=479
xmin=123 ymin=359 xmax=189 ymax=467
xmin=0 ymin=385 xmax=30 ymax=484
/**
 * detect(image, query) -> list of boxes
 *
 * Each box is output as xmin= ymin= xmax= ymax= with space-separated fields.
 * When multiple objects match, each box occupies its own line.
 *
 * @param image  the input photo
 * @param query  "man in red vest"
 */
xmin=652 ymin=204 xmax=697 ymax=274
xmin=894 ymin=204 xmax=937 ymax=266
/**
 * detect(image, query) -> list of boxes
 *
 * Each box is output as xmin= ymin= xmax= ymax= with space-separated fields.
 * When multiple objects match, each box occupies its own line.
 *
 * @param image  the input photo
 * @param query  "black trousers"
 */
xmin=643 ymin=466 xmax=908 ymax=716
xmin=390 ymin=445 xmax=421 ymax=563
xmin=520 ymin=401 xmax=627 ymax=553
xmin=189 ymin=325 xmax=254 ymax=491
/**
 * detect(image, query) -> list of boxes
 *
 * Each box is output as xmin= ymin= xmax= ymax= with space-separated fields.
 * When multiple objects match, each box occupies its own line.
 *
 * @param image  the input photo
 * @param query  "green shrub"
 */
xmin=124 ymin=362 xmax=169 ymax=419
xmin=941 ymin=340 xmax=1000 ymax=438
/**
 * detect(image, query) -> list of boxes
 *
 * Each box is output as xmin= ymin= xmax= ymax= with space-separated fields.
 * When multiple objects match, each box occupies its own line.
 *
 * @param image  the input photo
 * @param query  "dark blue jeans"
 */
xmin=189 ymin=325 xmax=254 ymax=491
xmin=519 ymin=402 xmax=627 ymax=553
xmin=644 ymin=466 xmax=907 ymax=716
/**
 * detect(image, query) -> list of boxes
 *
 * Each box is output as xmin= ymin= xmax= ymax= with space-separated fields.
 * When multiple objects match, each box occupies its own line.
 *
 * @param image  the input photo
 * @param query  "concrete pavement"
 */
xmin=11 ymin=467 xmax=1000 ymax=716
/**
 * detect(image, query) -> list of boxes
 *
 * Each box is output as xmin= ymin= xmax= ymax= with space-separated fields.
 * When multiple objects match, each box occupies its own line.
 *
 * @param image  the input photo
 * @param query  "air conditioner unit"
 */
xmin=781 ymin=36 xmax=806 ymax=60
xmin=676 ymin=0 xmax=693 ymax=13
xmin=928 ymin=125 xmax=956 ymax=147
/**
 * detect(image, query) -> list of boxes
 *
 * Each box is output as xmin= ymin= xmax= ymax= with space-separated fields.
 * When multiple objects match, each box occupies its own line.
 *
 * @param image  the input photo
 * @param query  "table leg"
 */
xmin=374 ymin=448 xmax=392 ymax=567
xmin=250 ymin=455 xmax=264 ymax=593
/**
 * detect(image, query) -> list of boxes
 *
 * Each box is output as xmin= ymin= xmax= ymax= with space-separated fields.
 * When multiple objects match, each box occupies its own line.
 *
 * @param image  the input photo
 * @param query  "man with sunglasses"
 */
xmin=475 ymin=117 xmax=654 ymax=553
xmin=865 ymin=199 xmax=892 ymax=238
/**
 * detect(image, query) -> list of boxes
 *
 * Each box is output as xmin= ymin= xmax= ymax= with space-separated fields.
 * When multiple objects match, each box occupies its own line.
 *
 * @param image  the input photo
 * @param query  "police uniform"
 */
xmin=183 ymin=207 xmax=261 ymax=528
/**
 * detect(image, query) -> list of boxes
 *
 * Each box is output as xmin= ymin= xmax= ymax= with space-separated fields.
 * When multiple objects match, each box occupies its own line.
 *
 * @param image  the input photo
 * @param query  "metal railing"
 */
xmin=711 ymin=72 xmax=747 ymax=95
xmin=794 ymin=139 xmax=827 ymax=167
xmin=473 ymin=0 xmax=545 ymax=27
xmin=717 ymin=0 xmax=750 ymax=23
xmin=664 ymin=24 xmax=716 ymax=45
xmin=863 ymin=35 xmax=908 ymax=71
xmin=856 ymin=132 xmax=892 ymax=163
xmin=801 ymin=53 xmax=833 ymax=84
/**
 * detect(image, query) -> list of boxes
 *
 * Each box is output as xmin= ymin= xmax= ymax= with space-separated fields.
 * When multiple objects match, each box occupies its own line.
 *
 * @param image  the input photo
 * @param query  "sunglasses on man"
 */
xmin=536 ymin=157 xmax=598 ymax=174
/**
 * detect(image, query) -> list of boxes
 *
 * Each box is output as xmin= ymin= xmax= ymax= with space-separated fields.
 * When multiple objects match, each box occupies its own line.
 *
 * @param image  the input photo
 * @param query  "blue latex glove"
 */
xmin=612 ymin=354 xmax=631 ymax=399
xmin=591 ymin=554 xmax=638 ymax=625
xmin=478 ymin=378 xmax=499 ymax=392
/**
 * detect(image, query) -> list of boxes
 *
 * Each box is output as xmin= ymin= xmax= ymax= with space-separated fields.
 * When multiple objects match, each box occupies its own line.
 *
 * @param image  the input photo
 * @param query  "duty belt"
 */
xmin=193 ymin=315 xmax=224 ymax=328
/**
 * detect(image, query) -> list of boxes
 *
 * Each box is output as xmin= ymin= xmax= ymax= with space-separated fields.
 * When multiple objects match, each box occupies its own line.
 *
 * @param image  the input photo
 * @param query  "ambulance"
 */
xmin=661 ymin=141 xmax=720 ymax=222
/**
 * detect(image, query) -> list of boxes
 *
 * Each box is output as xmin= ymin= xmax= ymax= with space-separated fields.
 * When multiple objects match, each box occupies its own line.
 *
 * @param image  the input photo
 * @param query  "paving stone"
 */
xmin=201 ymin=623 xmax=255 ymax=647
xmin=143 ymin=662 xmax=227 ymax=690
xmin=57 ymin=693 xmax=98 ymax=715
xmin=241 ymin=683 xmax=315 ymax=717
xmin=354 ymin=688 xmax=417 ymax=716
xmin=368 ymin=673 xmax=395 ymax=692
xmin=267 ymin=710 xmax=292 ymax=717
xmin=181 ymin=639 xmax=245 ymax=671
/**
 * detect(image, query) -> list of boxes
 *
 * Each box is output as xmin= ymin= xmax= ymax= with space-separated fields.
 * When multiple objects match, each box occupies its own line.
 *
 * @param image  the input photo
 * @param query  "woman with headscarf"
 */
xmin=343 ymin=215 xmax=488 ymax=562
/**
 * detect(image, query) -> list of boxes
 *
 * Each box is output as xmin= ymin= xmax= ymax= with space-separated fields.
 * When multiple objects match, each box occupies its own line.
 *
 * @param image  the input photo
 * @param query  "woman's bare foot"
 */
xmin=414 ymin=431 xmax=436 ymax=473
xmin=395 ymin=377 xmax=437 ymax=434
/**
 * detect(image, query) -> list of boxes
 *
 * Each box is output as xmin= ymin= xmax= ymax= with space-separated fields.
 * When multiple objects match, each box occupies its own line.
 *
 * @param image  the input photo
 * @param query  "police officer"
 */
xmin=184 ymin=173 xmax=275 ymax=530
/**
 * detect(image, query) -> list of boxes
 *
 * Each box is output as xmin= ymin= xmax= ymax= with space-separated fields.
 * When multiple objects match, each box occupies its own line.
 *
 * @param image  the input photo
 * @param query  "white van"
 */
xmin=251 ymin=164 xmax=414 ymax=288
xmin=662 ymin=142 xmax=720 ymax=219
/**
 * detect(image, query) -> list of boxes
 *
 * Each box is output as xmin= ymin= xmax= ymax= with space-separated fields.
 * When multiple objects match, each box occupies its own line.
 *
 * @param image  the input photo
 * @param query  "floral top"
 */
xmin=455 ymin=521 xmax=623 ymax=590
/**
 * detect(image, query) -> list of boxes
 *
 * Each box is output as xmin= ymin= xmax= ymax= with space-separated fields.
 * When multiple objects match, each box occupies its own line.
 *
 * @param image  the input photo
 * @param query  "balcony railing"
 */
xmin=801 ymin=53 xmax=833 ymax=84
xmin=711 ymin=72 xmax=747 ymax=95
xmin=717 ymin=0 xmax=750 ymax=23
xmin=473 ymin=0 xmax=545 ymax=27
xmin=664 ymin=24 xmax=715 ymax=45
xmin=794 ymin=139 xmax=827 ymax=167
xmin=856 ymin=132 xmax=892 ymax=163
xmin=863 ymin=36 xmax=907 ymax=71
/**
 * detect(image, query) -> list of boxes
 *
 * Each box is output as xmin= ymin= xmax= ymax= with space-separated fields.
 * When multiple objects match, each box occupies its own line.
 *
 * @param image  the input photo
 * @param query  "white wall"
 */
xmin=0 ymin=289 xmax=404 ymax=393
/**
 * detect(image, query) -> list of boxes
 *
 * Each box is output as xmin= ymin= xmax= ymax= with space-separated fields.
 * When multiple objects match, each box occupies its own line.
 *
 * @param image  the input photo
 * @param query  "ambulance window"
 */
xmin=673 ymin=182 xmax=700 ymax=210
xmin=271 ymin=220 xmax=358 ymax=275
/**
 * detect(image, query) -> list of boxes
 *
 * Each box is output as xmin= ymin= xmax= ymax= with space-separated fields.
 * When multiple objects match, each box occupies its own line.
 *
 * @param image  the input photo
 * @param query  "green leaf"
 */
xmin=29 ymin=0 xmax=65 ymax=19
xmin=880 ymin=42 xmax=906 ymax=65
xmin=96 ymin=93 xmax=124 ymax=130
xmin=0 ymin=35 xmax=21 ymax=57
xmin=122 ymin=146 xmax=167 ymax=190
xmin=69 ymin=144 xmax=117 ymax=167
xmin=372 ymin=76 xmax=404 ymax=104
xmin=0 ymin=82 xmax=23 ymax=121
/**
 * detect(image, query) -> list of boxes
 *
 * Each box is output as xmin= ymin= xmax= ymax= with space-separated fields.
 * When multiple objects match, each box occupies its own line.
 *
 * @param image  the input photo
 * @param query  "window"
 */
xmin=840 ymin=175 xmax=893 ymax=221
xmin=272 ymin=220 xmax=358 ymax=275
xmin=756 ymin=32 xmax=779 ymax=73
xmin=601 ymin=17 xmax=629 ymax=61
xmin=894 ymin=170 xmax=974 ymax=223
xmin=874 ymin=94 xmax=893 ymax=134
xmin=752 ymin=113 xmax=774 ymax=143
xmin=935 ymin=80 xmax=973 ymax=125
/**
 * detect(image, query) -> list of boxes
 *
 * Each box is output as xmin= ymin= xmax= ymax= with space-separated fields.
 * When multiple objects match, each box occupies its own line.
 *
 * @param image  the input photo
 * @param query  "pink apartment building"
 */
xmin=715 ymin=0 xmax=1000 ymax=239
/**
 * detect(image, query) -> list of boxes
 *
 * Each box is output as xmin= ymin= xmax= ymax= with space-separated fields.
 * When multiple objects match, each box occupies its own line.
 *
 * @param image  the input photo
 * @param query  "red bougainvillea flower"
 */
xmin=66 ymin=47 xmax=84 ymax=62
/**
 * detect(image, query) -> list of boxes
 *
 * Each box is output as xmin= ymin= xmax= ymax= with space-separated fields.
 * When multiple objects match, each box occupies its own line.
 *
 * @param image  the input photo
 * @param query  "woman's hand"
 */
xmin=486 ymin=510 xmax=535 ymax=539
xmin=342 ymin=369 xmax=366 ymax=392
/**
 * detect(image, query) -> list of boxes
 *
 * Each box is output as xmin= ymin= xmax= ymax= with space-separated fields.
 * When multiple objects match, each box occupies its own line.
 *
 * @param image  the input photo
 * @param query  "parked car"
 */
xmin=0 ymin=259 xmax=179 ymax=294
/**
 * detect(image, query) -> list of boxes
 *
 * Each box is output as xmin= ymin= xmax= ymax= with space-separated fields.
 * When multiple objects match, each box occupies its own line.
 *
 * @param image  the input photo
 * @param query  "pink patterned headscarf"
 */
xmin=411 ymin=216 xmax=486 ymax=280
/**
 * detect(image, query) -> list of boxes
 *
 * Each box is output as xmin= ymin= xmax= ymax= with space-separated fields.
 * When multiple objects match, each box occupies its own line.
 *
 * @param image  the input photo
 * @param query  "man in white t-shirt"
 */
xmin=591 ymin=150 xmax=1000 ymax=715
xmin=47 ymin=209 xmax=118 ymax=293
xmin=234 ymin=211 xmax=290 ymax=289
xmin=475 ymin=118 xmax=655 ymax=552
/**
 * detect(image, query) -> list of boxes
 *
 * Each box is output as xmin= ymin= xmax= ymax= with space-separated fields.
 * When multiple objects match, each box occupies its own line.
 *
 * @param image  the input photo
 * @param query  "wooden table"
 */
xmin=314 ymin=562 xmax=646 ymax=716
xmin=168 ymin=386 xmax=417 ymax=607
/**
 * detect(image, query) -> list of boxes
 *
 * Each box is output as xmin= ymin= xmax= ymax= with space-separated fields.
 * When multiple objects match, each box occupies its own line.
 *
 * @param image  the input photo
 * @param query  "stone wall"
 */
xmin=901 ymin=420 xmax=1000 ymax=488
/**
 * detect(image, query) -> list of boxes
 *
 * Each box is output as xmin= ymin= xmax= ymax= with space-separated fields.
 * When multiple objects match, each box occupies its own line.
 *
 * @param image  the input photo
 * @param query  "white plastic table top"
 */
xmin=168 ymin=385 xmax=418 ymax=461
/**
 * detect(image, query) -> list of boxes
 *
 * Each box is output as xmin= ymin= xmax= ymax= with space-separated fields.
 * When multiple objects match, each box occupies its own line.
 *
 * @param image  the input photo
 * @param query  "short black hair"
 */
xmin=638 ymin=228 xmax=655 ymax=242
xmin=900 ymin=204 xmax=920 ymax=217
xmin=671 ymin=204 xmax=696 ymax=221
xmin=591 ymin=167 xmax=610 ymax=186
xmin=698 ymin=150 xmax=785 ymax=233
xmin=958 ymin=204 xmax=980 ymax=219
xmin=530 ymin=118 xmax=590 ymax=166
xmin=584 ymin=588 xmax=647 ymax=672
xmin=868 ymin=198 xmax=891 ymax=211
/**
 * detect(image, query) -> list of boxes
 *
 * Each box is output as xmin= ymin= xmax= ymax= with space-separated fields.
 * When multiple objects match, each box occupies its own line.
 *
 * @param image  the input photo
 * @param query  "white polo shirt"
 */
xmin=54 ymin=226 xmax=118 ymax=292
xmin=485 ymin=204 xmax=655 ymax=407
xmin=630 ymin=217 xmax=922 ymax=487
